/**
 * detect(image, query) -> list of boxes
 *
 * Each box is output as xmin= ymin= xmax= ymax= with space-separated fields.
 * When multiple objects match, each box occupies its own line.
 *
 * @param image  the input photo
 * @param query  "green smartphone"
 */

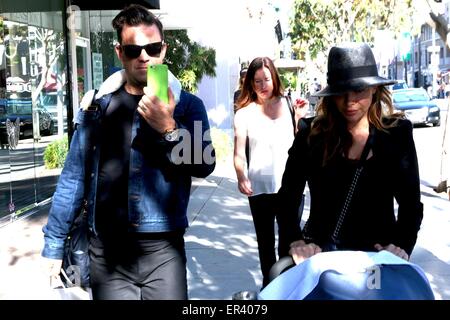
xmin=147 ymin=64 xmax=169 ymax=104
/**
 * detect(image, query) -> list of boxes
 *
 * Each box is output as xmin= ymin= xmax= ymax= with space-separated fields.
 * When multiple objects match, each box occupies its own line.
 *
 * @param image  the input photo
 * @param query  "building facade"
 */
xmin=387 ymin=0 xmax=450 ymax=96
xmin=0 ymin=0 xmax=160 ymax=225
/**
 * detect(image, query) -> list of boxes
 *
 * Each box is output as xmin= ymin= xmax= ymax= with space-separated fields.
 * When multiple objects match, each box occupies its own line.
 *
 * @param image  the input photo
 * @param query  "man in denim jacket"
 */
xmin=42 ymin=4 xmax=215 ymax=299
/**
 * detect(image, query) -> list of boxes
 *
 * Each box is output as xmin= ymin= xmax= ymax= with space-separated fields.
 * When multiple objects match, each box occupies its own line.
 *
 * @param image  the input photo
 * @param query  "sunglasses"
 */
xmin=121 ymin=42 xmax=163 ymax=59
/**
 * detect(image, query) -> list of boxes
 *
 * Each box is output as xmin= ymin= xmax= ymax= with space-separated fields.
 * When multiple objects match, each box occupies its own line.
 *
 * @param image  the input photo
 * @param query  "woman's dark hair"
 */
xmin=236 ymin=57 xmax=284 ymax=110
xmin=112 ymin=4 xmax=164 ymax=44
xmin=310 ymin=86 xmax=402 ymax=166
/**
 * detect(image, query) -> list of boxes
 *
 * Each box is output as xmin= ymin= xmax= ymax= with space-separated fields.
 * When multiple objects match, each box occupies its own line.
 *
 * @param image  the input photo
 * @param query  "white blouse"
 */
xmin=234 ymin=99 xmax=294 ymax=196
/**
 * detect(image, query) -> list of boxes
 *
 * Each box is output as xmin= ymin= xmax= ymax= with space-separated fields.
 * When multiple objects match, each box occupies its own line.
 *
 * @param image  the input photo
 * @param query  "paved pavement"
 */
xmin=0 ymin=156 xmax=449 ymax=300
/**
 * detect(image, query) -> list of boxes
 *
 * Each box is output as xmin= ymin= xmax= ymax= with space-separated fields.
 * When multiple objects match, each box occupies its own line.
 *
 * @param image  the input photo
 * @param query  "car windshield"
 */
xmin=42 ymin=94 xmax=57 ymax=105
xmin=393 ymin=91 xmax=429 ymax=103
xmin=392 ymin=82 xmax=407 ymax=90
xmin=5 ymin=99 xmax=32 ymax=115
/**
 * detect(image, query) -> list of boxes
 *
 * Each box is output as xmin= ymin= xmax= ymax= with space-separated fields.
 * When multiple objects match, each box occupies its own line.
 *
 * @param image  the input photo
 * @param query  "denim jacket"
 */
xmin=42 ymin=70 xmax=215 ymax=259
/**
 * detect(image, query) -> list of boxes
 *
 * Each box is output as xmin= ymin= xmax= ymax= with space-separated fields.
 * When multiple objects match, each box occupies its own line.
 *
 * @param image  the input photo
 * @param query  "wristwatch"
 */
xmin=163 ymin=128 xmax=180 ymax=142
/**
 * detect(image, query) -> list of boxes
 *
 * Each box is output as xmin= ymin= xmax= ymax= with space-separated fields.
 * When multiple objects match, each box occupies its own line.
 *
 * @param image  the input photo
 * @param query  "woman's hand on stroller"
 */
xmin=374 ymin=243 xmax=409 ymax=261
xmin=289 ymin=240 xmax=322 ymax=265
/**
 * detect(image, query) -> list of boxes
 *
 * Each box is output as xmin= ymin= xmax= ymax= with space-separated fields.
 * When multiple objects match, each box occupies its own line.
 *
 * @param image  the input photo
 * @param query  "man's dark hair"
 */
xmin=112 ymin=4 xmax=164 ymax=44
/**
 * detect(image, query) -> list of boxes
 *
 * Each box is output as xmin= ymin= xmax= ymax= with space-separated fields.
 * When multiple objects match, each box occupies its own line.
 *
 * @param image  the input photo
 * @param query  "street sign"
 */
xmin=400 ymin=32 xmax=411 ymax=61
xmin=427 ymin=45 xmax=441 ymax=53
xmin=431 ymin=53 xmax=439 ymax=67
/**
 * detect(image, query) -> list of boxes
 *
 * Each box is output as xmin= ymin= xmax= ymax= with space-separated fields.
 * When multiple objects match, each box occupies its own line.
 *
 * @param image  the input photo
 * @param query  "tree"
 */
xmin=31 ymin=27 xmax=64 ymax=103
xmin=289 ymin=0 xmax=414 ymax=61
xmin=289 ymin=0 xmax=450 ymax=58
xmin=164 ymin=29 xmax=216 ymax=93
xmin=420 ymin=0 xmax=450 ymax=49
xmin=279 ymin=70 xmax=297 ymax=91
xmin=419 ymin=2 xmax=450 ymax=192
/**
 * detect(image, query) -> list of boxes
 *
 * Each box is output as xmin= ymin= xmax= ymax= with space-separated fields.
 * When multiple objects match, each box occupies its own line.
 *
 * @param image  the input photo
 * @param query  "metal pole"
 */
xmin=394 ymin=55 xmax=397 ymax=80
xmin=405 ymin=60 xmax=407 ymax=85
xmin=432 ymin=28 xmax=438 ymax=98
xmin=419 ymin=31 xmax=422 ymax=87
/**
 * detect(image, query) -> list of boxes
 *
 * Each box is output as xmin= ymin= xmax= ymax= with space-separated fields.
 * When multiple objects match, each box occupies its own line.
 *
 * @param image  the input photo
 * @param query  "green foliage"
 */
xmin=43 ymin=136 xmax=68 ymax=169
xmin=210 ymin=127 xmax=232 ymax=162
xmin=179 ymin=70 xmax=197 ymax=93
xmin=279 ymin=70 xmax=297 ymax=90
xmin=290 ymin=0 xmax=414 ymax=60
xmin=164 ymin=29 xmax=217 ymax=93
xmin=0 ymin=17 xmax=3 ymax=44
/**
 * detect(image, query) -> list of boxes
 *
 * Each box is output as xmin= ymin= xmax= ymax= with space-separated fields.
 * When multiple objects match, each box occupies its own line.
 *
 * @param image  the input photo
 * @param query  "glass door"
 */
xmin=0 ymin=20 xmax=38 ymax=220
xmin=0 ymin=15 xmax=12 ymax=222
xmin=0 ymin=9 xmax=68 ymax=224
xmin=71 ymin=36 xmax=92 ymax=119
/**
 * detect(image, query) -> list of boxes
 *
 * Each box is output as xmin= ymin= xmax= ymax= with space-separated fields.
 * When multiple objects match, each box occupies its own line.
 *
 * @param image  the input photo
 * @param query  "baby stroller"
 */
xmin=258 ymin=250 xmax=435 ymax=300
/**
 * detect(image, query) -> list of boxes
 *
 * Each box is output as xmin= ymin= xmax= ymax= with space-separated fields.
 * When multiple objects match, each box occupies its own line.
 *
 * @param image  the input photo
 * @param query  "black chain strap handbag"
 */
xmin=306 ymin=128 xmax=375 ymax=252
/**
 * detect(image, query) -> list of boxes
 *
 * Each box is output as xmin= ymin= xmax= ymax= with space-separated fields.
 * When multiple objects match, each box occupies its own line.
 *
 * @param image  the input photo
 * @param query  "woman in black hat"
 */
xmin=279 ymin=43 xmax=423 ymax=264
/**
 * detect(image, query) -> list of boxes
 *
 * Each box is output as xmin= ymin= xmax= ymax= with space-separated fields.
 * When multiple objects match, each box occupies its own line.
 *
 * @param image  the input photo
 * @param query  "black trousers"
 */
xmin=89 ymin=230 xmax=187 ymax=300
xmin=248 ymin=193 xmax=293 ymax=288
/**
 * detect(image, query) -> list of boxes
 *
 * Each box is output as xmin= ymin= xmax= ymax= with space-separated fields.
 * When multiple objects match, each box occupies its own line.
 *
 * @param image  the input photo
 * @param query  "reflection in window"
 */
xmin=0 ymin=9 xmax=68 ymax=222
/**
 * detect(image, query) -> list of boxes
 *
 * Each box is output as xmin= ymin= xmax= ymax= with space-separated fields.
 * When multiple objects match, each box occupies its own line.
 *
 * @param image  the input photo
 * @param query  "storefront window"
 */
xmin=0 ymin=3 xmax=68 ymax=224
xmin=0 ymin=1 xmax=161 ymax=224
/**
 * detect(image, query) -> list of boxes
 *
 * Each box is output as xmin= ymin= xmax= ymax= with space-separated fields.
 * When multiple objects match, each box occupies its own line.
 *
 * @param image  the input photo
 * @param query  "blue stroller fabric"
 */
xmin=258 ymin=251 xmax=434 ymax=300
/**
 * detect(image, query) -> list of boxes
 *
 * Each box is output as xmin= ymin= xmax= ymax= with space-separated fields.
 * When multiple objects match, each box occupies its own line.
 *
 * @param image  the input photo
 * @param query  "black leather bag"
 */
xmin=60 ymin=91 xmax=98 ymax=288
xmin=61 ymin=202 xmax=90 ymax=288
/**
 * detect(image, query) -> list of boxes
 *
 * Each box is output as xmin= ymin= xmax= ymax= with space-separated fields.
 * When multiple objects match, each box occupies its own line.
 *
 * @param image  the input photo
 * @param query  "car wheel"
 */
xmin=433 ymin=120 xmax=441 ymax=127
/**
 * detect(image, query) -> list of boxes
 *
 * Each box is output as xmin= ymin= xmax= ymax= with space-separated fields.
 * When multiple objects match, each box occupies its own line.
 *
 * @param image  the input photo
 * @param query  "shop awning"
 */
xmin=0 ymin=0 xmax=159 ymax=12
xmin=71 ymin=0 xmax=160 ymax=10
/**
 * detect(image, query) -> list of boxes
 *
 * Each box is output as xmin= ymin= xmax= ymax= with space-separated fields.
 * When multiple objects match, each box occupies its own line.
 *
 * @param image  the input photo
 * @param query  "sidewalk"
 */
xmin=0 ymin=158 xmax=260 ymax=300
xmin=0 ymin=157 xmax=449 ymax=300
xmin=0 ymin=203 xmax=51 ymax=299
xmin=185 ymin=158 xmax=261 ymax=299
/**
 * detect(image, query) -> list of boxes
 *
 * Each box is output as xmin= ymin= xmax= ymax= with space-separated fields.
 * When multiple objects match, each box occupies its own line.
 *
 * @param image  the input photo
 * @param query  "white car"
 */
xmin=39 ymin=92 xmax=67 ymax=121
xmin=389 ymin=80 xmax=408 ymax=91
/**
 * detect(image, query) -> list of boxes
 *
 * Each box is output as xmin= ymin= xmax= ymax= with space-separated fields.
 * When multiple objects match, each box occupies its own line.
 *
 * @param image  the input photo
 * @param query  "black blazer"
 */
xmin=278 ymin=117 xmax=423 ymax=255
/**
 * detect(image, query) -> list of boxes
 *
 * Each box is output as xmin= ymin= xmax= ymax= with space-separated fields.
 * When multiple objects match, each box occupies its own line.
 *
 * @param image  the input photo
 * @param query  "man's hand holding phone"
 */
xmin=138 ymin=63 xmax=176 ymax=135
xmin=138 ymin=86 xmax=176 ymax=134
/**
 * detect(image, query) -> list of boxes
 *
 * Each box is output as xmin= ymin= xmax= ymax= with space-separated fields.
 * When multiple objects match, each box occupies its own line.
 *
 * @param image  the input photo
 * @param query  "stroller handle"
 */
xmin=268 ymin=256 xmax=295 ymax=283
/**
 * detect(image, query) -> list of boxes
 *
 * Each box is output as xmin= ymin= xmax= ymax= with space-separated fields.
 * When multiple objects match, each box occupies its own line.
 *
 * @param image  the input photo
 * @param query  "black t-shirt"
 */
xmin=95 ymin=86 xmax=142 ymax=236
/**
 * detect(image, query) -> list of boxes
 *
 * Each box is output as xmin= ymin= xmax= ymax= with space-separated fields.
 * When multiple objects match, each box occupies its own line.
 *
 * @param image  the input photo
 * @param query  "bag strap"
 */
xmin=81 ymin=89 xmax=98 ymax=215
xmin=331 ymin=127 xmax=375 ymax=244
xmin=285 ymin=96 xmax=297 ymax=134
xmin=71 ymin=90 xmax=98 ymax=223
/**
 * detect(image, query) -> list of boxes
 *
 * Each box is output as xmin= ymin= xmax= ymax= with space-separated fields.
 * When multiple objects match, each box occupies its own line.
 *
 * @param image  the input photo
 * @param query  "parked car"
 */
xmin=0 ymin=96 xmax=54 ymax=148
xmin=392 ymin=88 xmax=440 ymax=127
xmin=38 ymin=91 xmax=67 ymax=122
xmin=389 ymin=80 xmax=408 ymax=91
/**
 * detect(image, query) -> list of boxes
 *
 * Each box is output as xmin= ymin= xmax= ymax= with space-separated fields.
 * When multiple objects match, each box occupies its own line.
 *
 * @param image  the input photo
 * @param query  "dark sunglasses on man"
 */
xmin=121 ymin=41 xmax=163 ymax=59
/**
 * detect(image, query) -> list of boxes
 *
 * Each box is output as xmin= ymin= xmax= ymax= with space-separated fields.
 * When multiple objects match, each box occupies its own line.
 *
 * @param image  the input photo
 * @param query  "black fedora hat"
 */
xmin=313 ymin=43 xmax=396 ymax=97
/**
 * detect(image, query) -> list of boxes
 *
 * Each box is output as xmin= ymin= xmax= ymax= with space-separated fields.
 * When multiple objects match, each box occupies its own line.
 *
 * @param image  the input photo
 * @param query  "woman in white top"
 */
xmin=233 ymin=57 xmax=307 ymax=288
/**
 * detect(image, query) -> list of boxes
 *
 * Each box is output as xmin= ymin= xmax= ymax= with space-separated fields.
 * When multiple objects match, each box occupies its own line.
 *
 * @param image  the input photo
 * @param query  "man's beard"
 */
xmin=129 ymin=73 xmax=147 ymax=89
